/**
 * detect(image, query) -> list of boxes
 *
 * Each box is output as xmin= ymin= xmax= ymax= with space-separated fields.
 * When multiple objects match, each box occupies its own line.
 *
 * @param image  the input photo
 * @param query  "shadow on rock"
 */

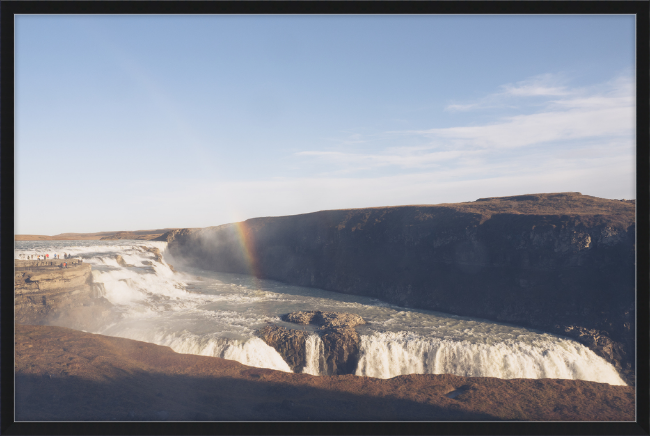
xmin=15 ymin=372 xmax=500 ymax=421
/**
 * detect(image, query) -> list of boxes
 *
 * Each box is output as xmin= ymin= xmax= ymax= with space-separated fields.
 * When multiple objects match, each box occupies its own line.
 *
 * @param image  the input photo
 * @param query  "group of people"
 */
xmin=20 ymin=252 xmax=76 ymax=261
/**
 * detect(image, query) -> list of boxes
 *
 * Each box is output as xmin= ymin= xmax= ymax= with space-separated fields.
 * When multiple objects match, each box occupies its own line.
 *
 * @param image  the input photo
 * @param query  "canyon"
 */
xmin=14 ymin=260 xmax=635 ymax=421
xmin=12 ymin=192 xmax=637 ymax=422
xmin=162 ymin=192 xmax=636 ymax=385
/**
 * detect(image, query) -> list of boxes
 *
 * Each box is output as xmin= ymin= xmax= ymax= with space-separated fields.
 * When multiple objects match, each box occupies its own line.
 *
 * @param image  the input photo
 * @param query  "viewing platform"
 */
xmin=15 ymin=258 xmax=84 ymax=272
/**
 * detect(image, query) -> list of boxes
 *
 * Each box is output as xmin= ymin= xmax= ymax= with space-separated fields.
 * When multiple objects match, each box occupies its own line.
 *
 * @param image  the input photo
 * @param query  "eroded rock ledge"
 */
xmin=257 ymin=311 xmax=365 ymax=375
xmin=14 ymin=260 xmax=114 ymax=331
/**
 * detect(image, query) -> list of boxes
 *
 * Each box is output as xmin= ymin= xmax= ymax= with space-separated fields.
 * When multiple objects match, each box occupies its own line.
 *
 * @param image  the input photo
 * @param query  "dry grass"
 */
xmin=15 ymin=229 xmax=178 ymax=241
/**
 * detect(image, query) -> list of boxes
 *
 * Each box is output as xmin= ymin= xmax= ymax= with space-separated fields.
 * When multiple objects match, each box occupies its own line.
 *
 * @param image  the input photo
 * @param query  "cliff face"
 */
xmin=14 ymin=260 xmax=114 ymax=330
xmin=164 ymin=193 xmax=636 ymax=384
xmin=256 ymin=325 xmax=311 ymax=373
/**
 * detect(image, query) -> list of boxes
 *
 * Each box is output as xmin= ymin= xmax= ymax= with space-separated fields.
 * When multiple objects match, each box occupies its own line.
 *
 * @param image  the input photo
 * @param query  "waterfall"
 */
xmin=354 ymin=332 xmax=626 ymax=385
xmin=302 ymin=334 xmax=323 ymax=375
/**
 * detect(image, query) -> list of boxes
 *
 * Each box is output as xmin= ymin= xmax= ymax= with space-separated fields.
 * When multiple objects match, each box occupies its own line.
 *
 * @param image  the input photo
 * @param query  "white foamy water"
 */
xmin=303 ymin=335 xmax=323 ymax=376
xmin=14 ymin=240 xmax=627 ymax=385
xmin=355 ymin=332 xmax=624 ymax=385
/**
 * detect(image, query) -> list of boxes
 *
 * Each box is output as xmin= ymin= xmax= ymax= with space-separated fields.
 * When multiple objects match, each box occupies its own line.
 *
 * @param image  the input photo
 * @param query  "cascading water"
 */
xmin=354 ymin=332 xmax=625 ymax=385
xmin=302 ymin=334 xmax=323 ymax=376
xmin=14 ymin=240 xmax=627 ymax=386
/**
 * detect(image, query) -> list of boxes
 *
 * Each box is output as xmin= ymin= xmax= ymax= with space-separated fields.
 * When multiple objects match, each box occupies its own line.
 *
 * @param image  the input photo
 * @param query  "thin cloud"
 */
xmin=445 ymin=72 xmax=572 ymax=112
xmin=445 ymin=102 xmax=483 ymax=112
xmin=294 ymin=72 xmax=634 ymax=185
xmin=421 ymin=103 xmax=633 ymax=149
xmin=296 ymin=148 xmax=480 ymax=171
xmin=420 ymin=73 xmax=634 ymax=149
xmin=499 ymin=73 xmax=571 ymax=97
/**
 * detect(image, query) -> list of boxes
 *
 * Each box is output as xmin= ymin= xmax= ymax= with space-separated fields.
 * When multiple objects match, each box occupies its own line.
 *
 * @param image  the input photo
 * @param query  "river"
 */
xmin=14 ymin=239 xmax=626 ymax=385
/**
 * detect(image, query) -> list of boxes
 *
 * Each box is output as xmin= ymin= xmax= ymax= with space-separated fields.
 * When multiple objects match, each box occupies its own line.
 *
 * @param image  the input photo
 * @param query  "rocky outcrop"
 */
xmin=256 ymin=325 xmax=310 ymax=373
xmin=135 ymin=244 xmax=176 ymax=272
xmin=115 ymin=255 xmax=134 ymax=267
xmin=153 ymin=228 xmax=195 ymax=243
xmin=166 ymin=193 xmax=636 ymax=384
xmin=139 ymin=246 xmax=163 ymax=263
xmin=283 ymin=311 xmax=365 ymax=329
xmin=257 ymin=311 xmax=365 ymax=375
xmin=14 ymin=260 xmax=114 ymax=331
xmin=283 ymin=311 xmax=365 ymax=375
xmin=126 ymin=246 xmax=175 ymax=272
xmin=319 ymin=327 xmax=361 ymax=376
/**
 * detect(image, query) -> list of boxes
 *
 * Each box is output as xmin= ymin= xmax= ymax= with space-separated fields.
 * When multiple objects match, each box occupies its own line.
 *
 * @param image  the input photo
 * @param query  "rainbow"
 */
xmin=233 ymin=221 xmax=275 ymax=316
xmin=233 ymin=221 xmax=263 ymax=279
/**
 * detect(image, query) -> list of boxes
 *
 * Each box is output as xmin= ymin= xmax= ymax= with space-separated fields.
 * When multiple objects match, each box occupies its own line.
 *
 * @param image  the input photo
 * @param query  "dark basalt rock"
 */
xmin=167 ymin=193 xmax=636 ymax=385
xmin=256 ymin=325 xmax=309 ymax=373
xmin=319 ymin=326 xmax=361 ymax=376
xmin=281 ymin=310 xmax=365 ymax=329
xmin=257 ymin=311 xmax=366 ymax=375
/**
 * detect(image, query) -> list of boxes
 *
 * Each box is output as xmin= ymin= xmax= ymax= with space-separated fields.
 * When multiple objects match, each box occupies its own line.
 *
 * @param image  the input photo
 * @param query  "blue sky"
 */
xmin=15 ymin=15 xmax=636 ymax=235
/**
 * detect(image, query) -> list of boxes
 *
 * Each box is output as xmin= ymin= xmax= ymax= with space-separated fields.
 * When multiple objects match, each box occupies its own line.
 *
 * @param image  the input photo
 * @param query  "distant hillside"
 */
xmin=15 ymin=228 xmax=179 ymax=241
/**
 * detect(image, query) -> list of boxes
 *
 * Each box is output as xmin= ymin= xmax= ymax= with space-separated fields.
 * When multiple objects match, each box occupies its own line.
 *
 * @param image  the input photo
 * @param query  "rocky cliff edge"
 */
xmin=163 ymin=193 xmax=636 ymax=385
xmin=14 ymin=260 xmax=114 ymax=330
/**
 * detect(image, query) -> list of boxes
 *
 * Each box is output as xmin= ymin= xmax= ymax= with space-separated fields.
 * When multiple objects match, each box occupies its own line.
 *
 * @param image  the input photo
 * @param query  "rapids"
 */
xmin=14 ymin=240 xmax=627 ymax=385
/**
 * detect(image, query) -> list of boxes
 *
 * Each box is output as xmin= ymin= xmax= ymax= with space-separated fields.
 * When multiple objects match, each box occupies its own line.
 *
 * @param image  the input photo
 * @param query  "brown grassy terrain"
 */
xmin=14 ymin=325 xmax=634 ymax=422
xmin=319 ymin=192 xmax=634 ymax=227
xmin=15 ymin=228 xmax=178 ymax=241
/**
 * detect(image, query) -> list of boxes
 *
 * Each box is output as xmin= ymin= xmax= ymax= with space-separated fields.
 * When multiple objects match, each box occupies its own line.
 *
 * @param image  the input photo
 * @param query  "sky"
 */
xmin=15 ymin=15 xmax=636 ymax=235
